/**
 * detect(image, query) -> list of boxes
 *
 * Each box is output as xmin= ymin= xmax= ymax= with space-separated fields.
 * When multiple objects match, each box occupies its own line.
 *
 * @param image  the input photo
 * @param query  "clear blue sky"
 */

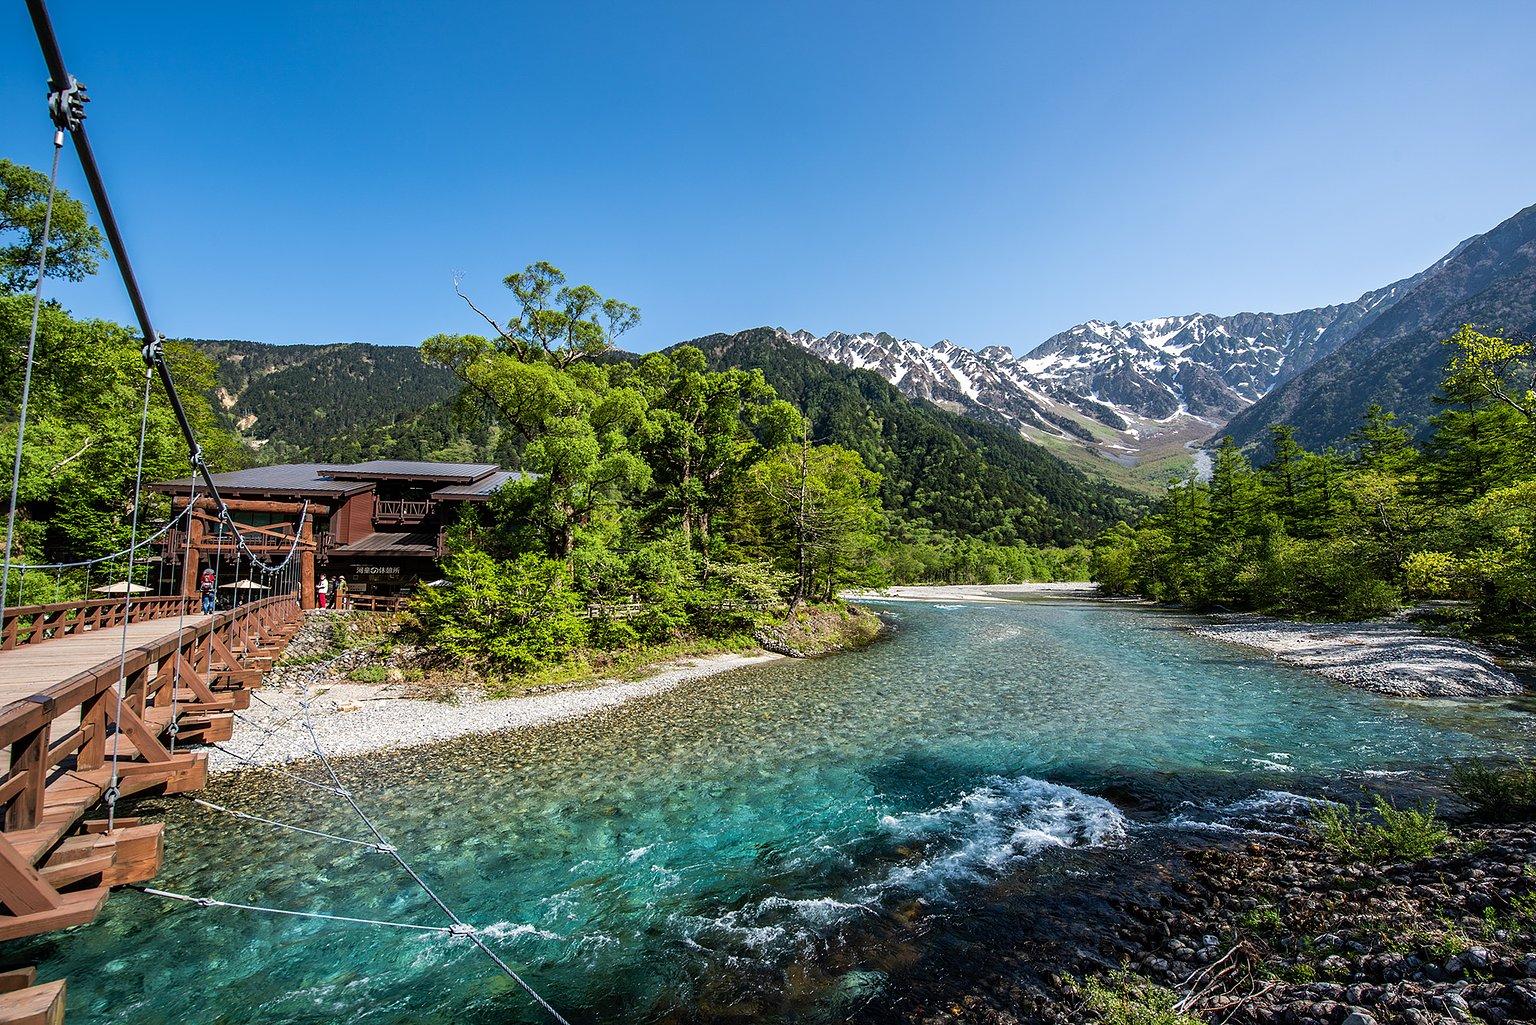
xmin=3 ymin=2 xmax=1534 ymax=353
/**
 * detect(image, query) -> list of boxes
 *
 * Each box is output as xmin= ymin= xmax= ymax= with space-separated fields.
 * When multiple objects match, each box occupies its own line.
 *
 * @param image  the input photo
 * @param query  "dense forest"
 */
xmin=1094 ymin=326 xmax=1536 ymax=643
xmin=184 ymin=330 xmax=1131 ymax=590
xmin=698 ymin=328 xmax=1140 ymax=545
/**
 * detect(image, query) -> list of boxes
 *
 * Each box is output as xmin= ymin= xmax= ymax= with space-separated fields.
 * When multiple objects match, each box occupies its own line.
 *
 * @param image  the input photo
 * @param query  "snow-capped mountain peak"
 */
xmin=777 ymin=257 xmax=1449 ymax=469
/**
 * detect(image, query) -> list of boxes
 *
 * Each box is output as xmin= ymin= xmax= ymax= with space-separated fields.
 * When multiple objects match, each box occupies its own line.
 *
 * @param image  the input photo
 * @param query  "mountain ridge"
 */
xmin=1223 ymin=202 xmax=1536 ymax=450
xmin=776 ymin=207 xmax=1527 ymax=480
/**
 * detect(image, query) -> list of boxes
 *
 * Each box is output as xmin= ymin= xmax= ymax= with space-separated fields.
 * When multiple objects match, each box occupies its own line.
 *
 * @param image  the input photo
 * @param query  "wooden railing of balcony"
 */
xmin=375 ymin=499 xmax=434 ymax=521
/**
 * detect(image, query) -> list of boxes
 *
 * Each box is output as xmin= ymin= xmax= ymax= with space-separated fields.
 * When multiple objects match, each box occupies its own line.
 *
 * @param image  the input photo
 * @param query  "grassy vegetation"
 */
xmin=328 ymin=612 xmax=397 ymax=652
xmin=1081 ymin=971 xmax=1201 ymax=1025
xmin=480 ymin=633 xmax=764 ymax=698
xmin=1312 ymin=795 xmax=1449 ymax=863
xmin=1450 ymin=759 xmax=1536 ymax=821
xmin=754 ymin=603 xmax=884 ymax=657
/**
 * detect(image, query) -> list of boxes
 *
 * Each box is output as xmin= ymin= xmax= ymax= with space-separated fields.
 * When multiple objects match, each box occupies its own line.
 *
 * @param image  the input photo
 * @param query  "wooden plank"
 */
xmin=0 ymin=837 xmax=57 ymax=917
xmin=0 ymin=969 xmax=36 ymax=996
xmin=0 ymin=887 xmax=107 ymax=941
xmin=0 ymin=979 xmax=65 ymax=1025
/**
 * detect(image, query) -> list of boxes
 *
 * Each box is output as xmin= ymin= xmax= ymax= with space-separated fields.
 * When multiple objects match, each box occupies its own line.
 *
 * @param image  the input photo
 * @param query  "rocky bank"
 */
xmin=866 ymin=808 xmax=1536 ymax=1025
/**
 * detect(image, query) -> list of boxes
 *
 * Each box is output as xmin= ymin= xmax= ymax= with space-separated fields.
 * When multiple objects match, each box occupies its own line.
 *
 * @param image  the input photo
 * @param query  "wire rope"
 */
xmin=0 ymin=130 xmax=64 ymax=621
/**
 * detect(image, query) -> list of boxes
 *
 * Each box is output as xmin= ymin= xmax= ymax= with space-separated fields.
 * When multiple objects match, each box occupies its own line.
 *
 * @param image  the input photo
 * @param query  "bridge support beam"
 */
xmin=180 ymin=513 xmax=204 ymax=599
xmin=300 ymin=517 xmax=316 ymax=610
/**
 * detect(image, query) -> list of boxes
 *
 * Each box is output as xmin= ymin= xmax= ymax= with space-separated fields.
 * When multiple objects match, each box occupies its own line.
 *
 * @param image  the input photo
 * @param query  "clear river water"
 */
xmin=12 ymin=598 xmax=1533 ymax=1023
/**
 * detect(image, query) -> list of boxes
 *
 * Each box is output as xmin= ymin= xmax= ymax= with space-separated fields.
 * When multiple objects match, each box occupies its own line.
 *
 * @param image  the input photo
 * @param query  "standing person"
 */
xmin=200 ymin=567 xmax=216 ymax=615
xmin=317 ymin=574 xmax=330 ymax=610
xmin=335 ymin=575 xmax=348 ymax=610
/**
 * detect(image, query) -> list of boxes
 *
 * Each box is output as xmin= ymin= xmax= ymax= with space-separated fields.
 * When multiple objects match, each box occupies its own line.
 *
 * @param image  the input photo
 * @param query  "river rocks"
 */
xmin=853 ymin=810 xmax=1536 ymax=1025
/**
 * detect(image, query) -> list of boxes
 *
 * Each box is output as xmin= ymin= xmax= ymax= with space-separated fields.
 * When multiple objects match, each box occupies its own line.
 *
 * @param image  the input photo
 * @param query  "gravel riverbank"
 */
xmin=211 ymin=649 xmax=781 ymax=771
xmin=1191 ymin=617 xmax=1527 ymax=698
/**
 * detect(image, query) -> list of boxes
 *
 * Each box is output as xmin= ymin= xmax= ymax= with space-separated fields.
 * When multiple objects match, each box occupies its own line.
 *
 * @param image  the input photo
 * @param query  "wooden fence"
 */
xmin=344 ymin=594 xmax=407 ymax=612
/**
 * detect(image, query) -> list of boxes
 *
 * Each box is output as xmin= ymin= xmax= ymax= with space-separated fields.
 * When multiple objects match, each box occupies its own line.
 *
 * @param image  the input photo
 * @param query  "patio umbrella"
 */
xmin=220 ymin=579 xmax=269 ymax=591
xmin=91 ymin=581 xmax=151 ymax=594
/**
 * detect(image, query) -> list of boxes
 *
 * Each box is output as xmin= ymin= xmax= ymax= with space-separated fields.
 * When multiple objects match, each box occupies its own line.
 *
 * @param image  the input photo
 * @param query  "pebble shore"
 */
xmin=211 ymin=645 xmax=781 ymax=771
xmin=1191 ymin=617 xmax=1526 ymax=698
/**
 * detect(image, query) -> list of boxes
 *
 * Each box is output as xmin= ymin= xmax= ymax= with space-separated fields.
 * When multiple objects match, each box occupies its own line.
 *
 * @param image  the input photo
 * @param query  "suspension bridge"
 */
xmin=0 ymin=1 xmax=574 ymax=1022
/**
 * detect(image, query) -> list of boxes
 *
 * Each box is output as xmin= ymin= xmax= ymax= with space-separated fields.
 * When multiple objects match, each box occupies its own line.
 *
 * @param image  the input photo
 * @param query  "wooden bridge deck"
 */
xmin=0 ymin=616 xmax=212 ymax=773
xmin=0 ymin=614 xmax=213 ymax=703
xmin=0 ymin=595 xmax=304 ymax=1025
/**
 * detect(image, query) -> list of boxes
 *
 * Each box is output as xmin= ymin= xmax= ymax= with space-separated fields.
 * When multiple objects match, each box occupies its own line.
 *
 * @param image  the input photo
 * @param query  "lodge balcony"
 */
xmin=374 ymin=499 xmax=435 ymax=525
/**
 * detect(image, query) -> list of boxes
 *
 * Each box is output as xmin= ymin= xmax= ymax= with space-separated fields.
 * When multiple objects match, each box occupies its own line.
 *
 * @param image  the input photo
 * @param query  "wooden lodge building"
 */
xmin=152 ymin=460 xmax=522 ymax=607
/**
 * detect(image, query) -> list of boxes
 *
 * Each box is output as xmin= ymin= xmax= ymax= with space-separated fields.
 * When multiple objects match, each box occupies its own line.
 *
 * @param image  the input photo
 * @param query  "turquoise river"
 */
xmin=9 ymin=597 xmax=1533 ymax=1023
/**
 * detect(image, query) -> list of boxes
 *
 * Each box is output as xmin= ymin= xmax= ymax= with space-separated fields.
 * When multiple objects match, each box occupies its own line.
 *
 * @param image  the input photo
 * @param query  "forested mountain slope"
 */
xmin=694 ymin=328 xmax=1142 ymax=546
xmin=188 ymin=339 xmax=461 ymax=461
xmin=1222 ymin=203 xmax=1536 ymax=452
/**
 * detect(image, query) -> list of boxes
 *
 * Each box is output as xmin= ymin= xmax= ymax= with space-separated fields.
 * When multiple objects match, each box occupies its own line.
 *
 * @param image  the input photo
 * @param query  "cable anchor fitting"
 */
xmin=47 ymin=74 xmax=88 ymax=132
xmin=141 ymin=331 xmax=163 ymax=368
xmin=448 ymin=924 xmax=478 ymax=938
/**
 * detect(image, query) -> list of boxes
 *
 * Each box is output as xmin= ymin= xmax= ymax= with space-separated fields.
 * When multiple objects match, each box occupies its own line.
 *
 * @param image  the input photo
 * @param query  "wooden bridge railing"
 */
xmin=0 ymin=593 xmax=303 ymax=941
xmin=0 ymin=595 xmax=197 ymax=652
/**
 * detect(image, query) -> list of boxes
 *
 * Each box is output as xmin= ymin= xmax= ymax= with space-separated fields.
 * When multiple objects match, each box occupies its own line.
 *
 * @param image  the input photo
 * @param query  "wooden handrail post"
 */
xmin=126 ymin=665 xmax=149 ymax=719
xmin=78 ymin=691 xmax=106 ymax=770
xmin=5 ymin=724 xmax=49 ymax=832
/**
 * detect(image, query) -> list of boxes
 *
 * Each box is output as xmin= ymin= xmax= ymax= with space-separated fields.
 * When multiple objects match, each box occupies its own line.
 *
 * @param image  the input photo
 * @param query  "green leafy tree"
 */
xmin=1 ymin=158 xmax=106 ymax=294
xmin=748 ymin=434 xmax=882 ymax=604
xmin=0 ymin=295 xmax=242 ymax=585
xmin=410 ymin=548 xmax=588 ymax=677
xmin=632 ymin=345 xmax=799 ymax=555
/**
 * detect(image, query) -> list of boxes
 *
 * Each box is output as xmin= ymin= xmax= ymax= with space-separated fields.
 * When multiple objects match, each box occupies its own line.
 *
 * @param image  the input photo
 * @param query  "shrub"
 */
xmin=1313 ymin=794 xmax=1448 ymax=862
xmin=1450 ymin=759 xmax=1536 ymax=821
xmin=348 ymin=664 xmax=387 ymax=683
xmin=409 ymin=549 xmax=587 ymax=677
xmin=1081 ymin=971 xmax=1200 ymax=1025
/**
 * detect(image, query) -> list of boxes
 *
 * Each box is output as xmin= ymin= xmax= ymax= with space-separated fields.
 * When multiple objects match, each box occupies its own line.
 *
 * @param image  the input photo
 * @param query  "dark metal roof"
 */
xmin=151 ymin=463 xmax=372 ymax=498
xmin=430 ymin=470 xmax=531 ymax=502
xmin=325 ymin=460 xmax=499 ymax=484
xmin=329 ymin=531 xmax=439 ymax=556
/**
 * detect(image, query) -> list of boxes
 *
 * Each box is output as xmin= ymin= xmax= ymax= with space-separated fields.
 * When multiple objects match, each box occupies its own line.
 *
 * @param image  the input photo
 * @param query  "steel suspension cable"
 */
xmin=0 ymin=130 xmax=64 ymax=622
xmin=134 ymin=887 xmax=461 ymax=935
xmin=166 ymin=474 xmax=199 ymax=752
xmin=294 ymin=696 xmax=572 ymax=1025
xmin=105 ymin=368 xmax=155 ymax=831
xmin=188 ymin=799 xmax=389 ymax=852
xmin=9 ymin=501 xmax=195 ymax=572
